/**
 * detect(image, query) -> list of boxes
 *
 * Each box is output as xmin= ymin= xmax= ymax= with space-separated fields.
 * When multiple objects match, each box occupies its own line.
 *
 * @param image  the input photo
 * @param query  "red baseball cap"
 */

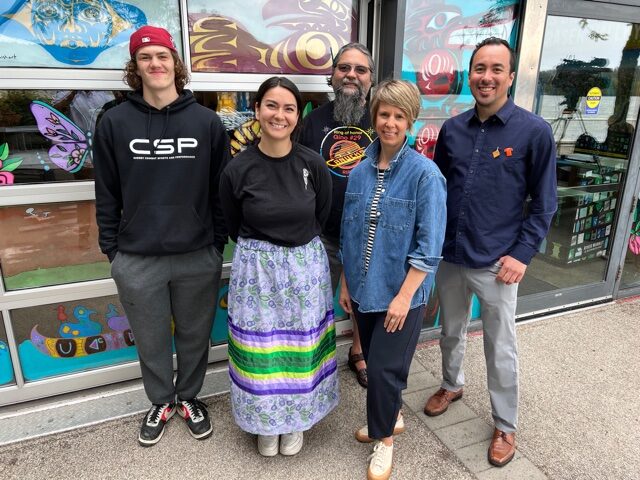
xmin=129 ymin=25 xmax=177 ymax=57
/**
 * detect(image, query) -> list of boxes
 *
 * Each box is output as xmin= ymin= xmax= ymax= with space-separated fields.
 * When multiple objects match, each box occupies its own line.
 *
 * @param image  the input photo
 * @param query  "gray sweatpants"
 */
xmin=111 ymin=246 xmax=222 ymax=404
xmin=436 ymin=260 xmax=519 ymax=433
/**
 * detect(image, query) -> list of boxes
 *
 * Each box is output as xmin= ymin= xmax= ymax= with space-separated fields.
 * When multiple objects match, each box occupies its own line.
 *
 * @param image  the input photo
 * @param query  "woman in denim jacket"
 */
xmin=339 ymin=79 xmax=446 ymax=480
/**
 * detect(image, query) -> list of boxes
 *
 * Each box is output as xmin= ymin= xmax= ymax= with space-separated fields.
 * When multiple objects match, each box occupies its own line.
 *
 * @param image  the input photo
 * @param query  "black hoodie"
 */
xmin=94 ymin=90 xmax=229 ymax=261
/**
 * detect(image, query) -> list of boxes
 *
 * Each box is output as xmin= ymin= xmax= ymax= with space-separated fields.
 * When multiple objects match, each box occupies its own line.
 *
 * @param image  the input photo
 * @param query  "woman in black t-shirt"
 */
xmin=219 ymin=77 xmax=338 ymax=458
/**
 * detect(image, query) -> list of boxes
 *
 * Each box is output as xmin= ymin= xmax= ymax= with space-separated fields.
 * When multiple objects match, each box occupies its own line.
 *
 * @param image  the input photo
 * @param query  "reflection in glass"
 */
xmin=523 ymin=17 xmax=640 ymax=295
xmin=193 ymin=90 xmax=330 ymax=157
xmin=400 ymin=0 xmax=521 ymax=158
xmin=187 ymin=0 xmax=359 ymax=74
xmin=621 ymin=193 xmax=640 ymax=288
xmin=0 ymin=322 xmax=15 ymax=386
xmin=0 ymin=201 xmax=110 ymax=290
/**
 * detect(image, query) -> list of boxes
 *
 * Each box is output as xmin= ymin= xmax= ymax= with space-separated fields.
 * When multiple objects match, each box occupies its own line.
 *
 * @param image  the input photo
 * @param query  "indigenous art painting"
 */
xmin=401 ymin=0 xmax=520 ymax=159
xmin=15 ymin=293 xmax=231 ymax=382
xmin=0 ymin=334 xmax=14 ymax=385
xmin=30 ymin=100 xmax=92 ymax=173
xmin=0 ymin=142 xmax=23 ymax=185
xmin=0 ymin=0 xmax=181 ymax=68
xmin=187 ymin=0 xmax=358 ymax=74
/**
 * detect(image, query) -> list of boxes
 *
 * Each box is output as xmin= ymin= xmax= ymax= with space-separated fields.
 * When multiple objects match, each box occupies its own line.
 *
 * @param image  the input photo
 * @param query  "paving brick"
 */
xmin=405 ymin=370 xmax=440 ymax=394
xmin=434 ymin=417 xmax=494 ymax=450
xmin=475 ymin=457 xmax=548 ymax=480
xmin=454 ymin=439 xmax=522 ymax=474
xmin=408 ymin=358 xmax=426 ymax=374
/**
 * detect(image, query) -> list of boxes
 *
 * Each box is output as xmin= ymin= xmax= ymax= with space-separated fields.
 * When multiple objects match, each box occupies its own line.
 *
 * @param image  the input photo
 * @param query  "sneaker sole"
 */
xmin=258 ymin=438 xmax=279 ymax=457
xmin=280 ymin=440 xmax=303 ymax=456
xmin=280 ymin=432 xmax=303 ymax=456
xmin=355 ymin=424 xmax=406 ymax=443
xmin=368 ymin=464 xmax=392 ymax=480
xmin=139 ymin=429 xmax=165 ymax=447
xmin=138 ymin=408 xmax=175 ymax=447
xmin=177 ymin=405 xmax=213 ymax=440
xmin=187 ymin=424 xmax=213 ymax=440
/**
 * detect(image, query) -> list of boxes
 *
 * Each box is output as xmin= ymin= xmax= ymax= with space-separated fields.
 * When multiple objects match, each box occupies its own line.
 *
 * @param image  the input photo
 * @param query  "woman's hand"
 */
xmin=339 ymin=271 xmax=353 ymax=314
xmin=384 ymin=293 xmax=411 ymax=333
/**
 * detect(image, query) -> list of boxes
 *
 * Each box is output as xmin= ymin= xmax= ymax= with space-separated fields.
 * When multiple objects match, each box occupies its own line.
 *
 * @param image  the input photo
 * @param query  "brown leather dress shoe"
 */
xmin=423 ymin=388 xmax=463 ymax=416
xmin=488 ymin=428 xmax=516 ymax=467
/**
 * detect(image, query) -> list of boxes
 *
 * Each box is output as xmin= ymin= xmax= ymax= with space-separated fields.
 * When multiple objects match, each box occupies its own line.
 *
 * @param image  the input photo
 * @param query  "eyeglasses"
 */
xmin=336 ymin=63 xmax=371 ymax=75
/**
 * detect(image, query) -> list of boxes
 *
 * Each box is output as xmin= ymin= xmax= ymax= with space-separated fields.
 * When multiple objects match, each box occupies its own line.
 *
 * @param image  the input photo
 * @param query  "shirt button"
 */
xmin=475 ymin=149 xmax=479 ymax=153
xmin=481 ymin=129 xmax=484 ymax=132
xmin=381 ymin=189 xmax=385 ymax=193
xmin=376 ymin=212 xmax=381 ymax=217
xmin=469 ymin=170 xmax=474 ymax=174
xmin=461 ymin=211 xmax=465 ymax=216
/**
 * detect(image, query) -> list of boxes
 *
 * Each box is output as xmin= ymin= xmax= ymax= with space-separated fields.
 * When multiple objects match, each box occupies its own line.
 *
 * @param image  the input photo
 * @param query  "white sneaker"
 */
xmin=355 ymin=414 xmax=405 ymax=443
xmin=367 ymin=441 xmax=394 ymax=480
xmin=257 ymin=434 xmax=279 ymax=457
xmin=280 ymin=431 xmax=303 ymax=456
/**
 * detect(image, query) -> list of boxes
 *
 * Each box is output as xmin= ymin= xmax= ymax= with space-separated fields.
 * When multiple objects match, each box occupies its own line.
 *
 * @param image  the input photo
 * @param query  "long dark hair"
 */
xmin=254 ymin=76 xmax=303 ymax=139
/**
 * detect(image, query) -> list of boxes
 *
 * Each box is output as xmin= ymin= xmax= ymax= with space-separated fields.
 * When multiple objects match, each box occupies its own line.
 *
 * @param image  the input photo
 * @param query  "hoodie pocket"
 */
xmin=118 ymin=205 xmax=208 ymax=253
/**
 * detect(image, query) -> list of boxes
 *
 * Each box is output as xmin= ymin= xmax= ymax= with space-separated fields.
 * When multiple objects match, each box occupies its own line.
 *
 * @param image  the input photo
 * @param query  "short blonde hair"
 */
xmin=370 ymin=80 xmax=421 ymax=129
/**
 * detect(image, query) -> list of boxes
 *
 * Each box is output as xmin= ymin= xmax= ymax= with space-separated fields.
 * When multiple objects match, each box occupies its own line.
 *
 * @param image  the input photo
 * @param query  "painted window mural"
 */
xmin=397 ymin=0 xmax=520 ymax=328
xmin=186 ymin=0 xmax=358 ymax=74
xmin=12 ymin=296 xmax=137 ymax=381
xmin=0 ymin=201 xmax=110 ymax=290
xmin=12 ymin=288 xmax=231 ymax=382
xmin=0 ymin=321 xmax=15 ymax=386
xmin=0 ymin=0 xmax=182 ymax=68
xmin=0 ymin=89 xmax=129 ymax=185
xmin=400 ymin=0 xmax=520 ymax=159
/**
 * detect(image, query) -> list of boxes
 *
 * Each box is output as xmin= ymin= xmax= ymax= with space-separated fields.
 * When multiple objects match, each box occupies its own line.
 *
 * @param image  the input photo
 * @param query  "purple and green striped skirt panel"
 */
xmin=228 ymin=237 xmax=339 ymax=435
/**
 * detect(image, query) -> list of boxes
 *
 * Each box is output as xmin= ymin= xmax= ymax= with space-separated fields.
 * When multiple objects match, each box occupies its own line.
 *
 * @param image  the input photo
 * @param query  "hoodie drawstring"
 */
xmin=147 ymin=106 xmax=171 ymax=148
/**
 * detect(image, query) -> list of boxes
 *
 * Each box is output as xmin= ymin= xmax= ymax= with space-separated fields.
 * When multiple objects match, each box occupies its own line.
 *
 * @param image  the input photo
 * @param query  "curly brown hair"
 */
xmin=123 ymin=51 xmax=190 ymax=93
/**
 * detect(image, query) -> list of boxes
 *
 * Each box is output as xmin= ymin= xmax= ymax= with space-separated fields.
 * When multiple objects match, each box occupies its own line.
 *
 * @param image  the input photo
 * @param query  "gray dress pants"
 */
xmin=111 ymin=246 xmax=222 ymax=404
xmin=436 ymin=260 xmax=519 ymax=432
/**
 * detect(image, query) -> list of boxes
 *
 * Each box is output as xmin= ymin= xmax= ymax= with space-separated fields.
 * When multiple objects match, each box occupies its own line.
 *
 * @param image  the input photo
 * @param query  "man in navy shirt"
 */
xmin=424 ymin=37 xmax=557 ymax=467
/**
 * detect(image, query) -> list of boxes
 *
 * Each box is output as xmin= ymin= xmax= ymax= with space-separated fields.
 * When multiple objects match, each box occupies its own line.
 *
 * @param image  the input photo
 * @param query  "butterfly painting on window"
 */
xmin=30 ymin=100 xmax=91 ymax=173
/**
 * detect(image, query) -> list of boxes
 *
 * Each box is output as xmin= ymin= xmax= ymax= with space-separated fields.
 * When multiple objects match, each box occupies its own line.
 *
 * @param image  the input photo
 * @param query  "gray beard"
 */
xmin=333 ymin=90 xmax=366 ymax=125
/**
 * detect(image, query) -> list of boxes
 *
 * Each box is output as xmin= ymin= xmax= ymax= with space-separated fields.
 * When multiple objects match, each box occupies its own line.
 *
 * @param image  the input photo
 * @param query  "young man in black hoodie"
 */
xmin=94 ymin=26 xmax=229 ymax=446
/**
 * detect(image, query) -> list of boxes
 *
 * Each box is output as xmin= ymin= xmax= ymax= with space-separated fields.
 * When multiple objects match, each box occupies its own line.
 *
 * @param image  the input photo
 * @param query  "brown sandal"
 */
xmin=348 ymin=346 xmax=368 ymax=388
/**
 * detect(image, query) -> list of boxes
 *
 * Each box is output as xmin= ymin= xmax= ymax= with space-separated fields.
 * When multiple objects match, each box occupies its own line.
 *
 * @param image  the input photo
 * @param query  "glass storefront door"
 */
xmin=620 ymin=188 xmax=640 ymax=290
xmin=517 ymin=0 xmax=640 ymax=314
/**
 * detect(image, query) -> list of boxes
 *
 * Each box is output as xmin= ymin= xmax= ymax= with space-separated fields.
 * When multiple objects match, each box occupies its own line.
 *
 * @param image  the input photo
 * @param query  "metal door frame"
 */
xmin=514 ymin=0 xmax=640 ymax=317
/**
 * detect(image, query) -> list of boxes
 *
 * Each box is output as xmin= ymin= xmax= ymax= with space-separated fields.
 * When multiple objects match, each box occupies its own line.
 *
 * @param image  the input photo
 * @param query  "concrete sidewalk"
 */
xmin=0 ymin=298 xmax=638 ymax=479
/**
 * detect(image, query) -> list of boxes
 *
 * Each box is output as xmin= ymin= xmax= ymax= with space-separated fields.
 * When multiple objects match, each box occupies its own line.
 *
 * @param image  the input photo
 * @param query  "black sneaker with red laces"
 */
xmin=177 ymin=398 xmax=212 ymax=439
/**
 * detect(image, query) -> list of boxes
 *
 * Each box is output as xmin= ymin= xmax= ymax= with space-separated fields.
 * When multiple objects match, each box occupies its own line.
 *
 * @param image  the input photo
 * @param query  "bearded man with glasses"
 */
xmin=300 ymin=42 xmax=376 ymax=389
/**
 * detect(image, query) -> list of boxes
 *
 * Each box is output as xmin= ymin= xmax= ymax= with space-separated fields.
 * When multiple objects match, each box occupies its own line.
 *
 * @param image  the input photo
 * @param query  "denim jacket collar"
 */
xmin=363 ymin=137 xmax=410 ymax=173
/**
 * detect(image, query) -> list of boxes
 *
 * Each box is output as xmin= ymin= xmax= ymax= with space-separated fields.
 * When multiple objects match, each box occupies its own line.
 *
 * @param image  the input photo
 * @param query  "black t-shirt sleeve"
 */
xmin=313 ymin=154 xmax=332 ymax=228
xmin=218 ymin=164 xmax=241 ymax=243
xmin=211 ymin=116 xmax=231 ymax=252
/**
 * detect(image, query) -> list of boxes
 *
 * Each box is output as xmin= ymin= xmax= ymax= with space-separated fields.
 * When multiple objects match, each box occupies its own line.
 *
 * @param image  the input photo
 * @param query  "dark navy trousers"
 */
xmin=353 ymin=302 xmax=425 ymax=439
